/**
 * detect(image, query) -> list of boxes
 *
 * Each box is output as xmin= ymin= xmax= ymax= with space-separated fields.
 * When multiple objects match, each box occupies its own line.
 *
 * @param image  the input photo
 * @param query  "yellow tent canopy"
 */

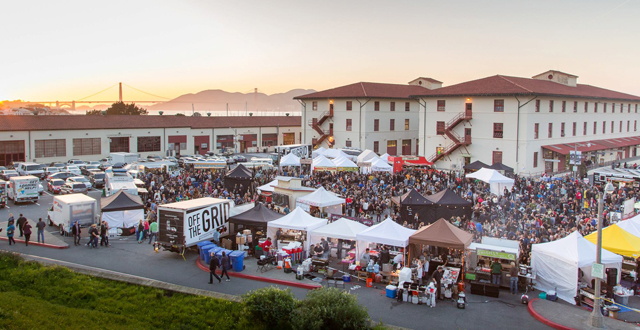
xmin=585 ymin=224 xmax=640 ymax=258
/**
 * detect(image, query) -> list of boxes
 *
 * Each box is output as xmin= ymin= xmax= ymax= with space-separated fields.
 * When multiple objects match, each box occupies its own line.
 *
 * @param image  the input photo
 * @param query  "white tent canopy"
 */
xmin=324 ymin=148 xmax=350 ymax=159
xmin=296 ymin=186 xmax=345 ymax=208
xmin=312 ymin=155 xmax=336 ymax=171
xmin=257 ymin=180 xmax=278 ymax=193
xmin=267 ymin=207 xmax=327 ymax=251
xmin=311 ymin=147 xmax=326 ymax=158
xmin=531 ymin=231 xmax=622 ymax=304
xmin=371 ymin=157 xmax=393 ymax=172
xmin=279 ymin=153 xmax=301 ymax=167
xmin=355 ymin=218 xmax=416 ymax=261
xmin=357 ymin=149 xmax=378 ymax=163
xmin=379 ymin=153 xmax=390 ymax=162
xmin=103 ymin=210 xmax=143 ymax=229
xmin=465 ymin=168 xmax=514 ymax=196
xmin=333 ymin=156 xmax=358 ymax=169
xmin=617 ymin=215 xmax=640 ymax=237
xmin=309 ymin=218 xmax=368 ymax=246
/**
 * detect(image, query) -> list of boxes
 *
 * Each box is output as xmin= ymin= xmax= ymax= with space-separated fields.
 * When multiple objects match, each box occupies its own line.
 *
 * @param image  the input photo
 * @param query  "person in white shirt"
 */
xmin=426 ymin=278 xmax=437 ymax=307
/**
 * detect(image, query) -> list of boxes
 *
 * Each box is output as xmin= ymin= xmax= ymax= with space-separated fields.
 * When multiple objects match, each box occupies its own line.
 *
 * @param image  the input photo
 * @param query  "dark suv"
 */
xmin=89 ymin=171 xmax=106 ymax=188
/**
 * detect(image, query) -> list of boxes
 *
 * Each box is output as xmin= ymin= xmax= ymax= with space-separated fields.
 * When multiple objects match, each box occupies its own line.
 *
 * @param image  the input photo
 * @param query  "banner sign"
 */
xmin=477 ymin=248 xmax=516 ymax=261
xmin=184 ymin=202 xmax=231 ymax=247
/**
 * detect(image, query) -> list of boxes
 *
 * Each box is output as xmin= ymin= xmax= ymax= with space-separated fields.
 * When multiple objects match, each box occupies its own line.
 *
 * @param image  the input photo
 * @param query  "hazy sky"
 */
xmin=1 ymin=0 xmax=639 ymax=101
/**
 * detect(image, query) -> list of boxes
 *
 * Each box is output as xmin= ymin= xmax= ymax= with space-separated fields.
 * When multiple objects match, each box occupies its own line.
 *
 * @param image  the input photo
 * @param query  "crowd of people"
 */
xmin=135 ymin=159 xmax=637 ymax=271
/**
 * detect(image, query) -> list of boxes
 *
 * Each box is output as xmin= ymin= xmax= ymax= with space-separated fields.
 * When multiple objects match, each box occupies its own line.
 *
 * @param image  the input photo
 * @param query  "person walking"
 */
xmin=88 ymin=224 xmax=99 ymax=248
xmin=71 ymin=221 xmax=81 ymax=246
xmin=36 ymin=218 xmax=46 ymax=244
xmin=6 ymin=220 xmax=15 ymax=245
xmin=137 ymin=220 xmax=144 ymax=244
xmin=16 ymin=214 xmax=27 ymax=237
xmin=143 ymin=219 xmax=150 ymax=240
xmin=23 ymin=221 xmax=32 ymax=246
xmin=220 ymin=251 xmax=231 ymax=282
xmin=100 ymin=221 xmax=109 ymax=247
xmin=208 ymin=252 xmax=221 ymax=284
xmin=148 ymin=220 xmax=158 ymax=244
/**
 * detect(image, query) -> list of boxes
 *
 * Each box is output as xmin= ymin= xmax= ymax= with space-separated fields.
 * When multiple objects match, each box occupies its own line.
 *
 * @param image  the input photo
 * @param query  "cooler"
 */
xmin=229 ymin=251 xmax=245 ymax=272
xmin=202 ymin=244 xmax=217 ymax=264
xmin=199 ymin=242 xmax=215 ymax=260
xmin=386 ymin=285 xmax=397 ymax=298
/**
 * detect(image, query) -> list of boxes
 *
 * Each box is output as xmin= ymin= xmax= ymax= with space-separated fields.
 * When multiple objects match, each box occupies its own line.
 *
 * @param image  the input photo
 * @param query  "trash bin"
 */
xmin=202 ymin=245 xmax=217 ymax=264
xmin=229 ymin=251 xmax=245 ymax=272
xmin=198 ymin=242 xmax=215 ymax=260
xmin=216 ymin=249 xmax=233 ymax=269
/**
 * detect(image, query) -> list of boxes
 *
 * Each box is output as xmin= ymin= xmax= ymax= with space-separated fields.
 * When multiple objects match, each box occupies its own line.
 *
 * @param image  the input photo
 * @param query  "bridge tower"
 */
xmin=55 ymin=101 xmax=60 ymax=110
xmin=119 ymin=82 xmax=123 ymax=102
xmin=72 ymin=101 xmax=76 ymax=110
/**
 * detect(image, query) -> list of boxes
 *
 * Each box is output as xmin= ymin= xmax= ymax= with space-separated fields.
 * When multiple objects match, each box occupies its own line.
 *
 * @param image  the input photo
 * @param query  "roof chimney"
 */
xmin=408 ymin=77 xmax=442 ymax=90
xmin=532 ymin=70 xmax=578 ymax=87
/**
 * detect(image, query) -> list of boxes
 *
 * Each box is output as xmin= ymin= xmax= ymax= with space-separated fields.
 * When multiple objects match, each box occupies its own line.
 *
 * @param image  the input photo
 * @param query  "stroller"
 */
xmin=257 ymin=255 xmax=276 ymax=273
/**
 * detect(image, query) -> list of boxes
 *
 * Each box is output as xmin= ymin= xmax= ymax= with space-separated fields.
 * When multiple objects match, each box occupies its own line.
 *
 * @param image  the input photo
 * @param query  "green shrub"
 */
xmin=243 ymin=286 xmax=297 ymax=330
xmin=292 ymin=288 xmax=369 ymax=330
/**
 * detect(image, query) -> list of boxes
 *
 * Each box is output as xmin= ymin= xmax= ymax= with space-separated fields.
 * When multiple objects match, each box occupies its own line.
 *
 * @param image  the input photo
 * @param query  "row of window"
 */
xmin=366 ymin=119 xmax=410 ymax=132
xmin=534 ymin=100 xmax=638 ymax=114
xmin=311 ymin=101 xmax=411 ymax=112
xmin=435 ymin=99 xmax=639 ymax=114
xmin=533 ymin=120 xmax=638 ymax=139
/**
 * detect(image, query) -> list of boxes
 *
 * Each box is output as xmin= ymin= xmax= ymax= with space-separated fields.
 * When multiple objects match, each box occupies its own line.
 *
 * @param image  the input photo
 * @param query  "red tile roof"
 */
xmin=0 ymin=115 xmax=301 ymax=132
xmin=294 ymin=82 xmax=430 ymax=100
xmin=542 ymin=136 xmax=640 ymax=155
xmin=412 ymin=75 xmax=640 ymax=101
xmin=408 ymin=77 xmax=443 ymax=84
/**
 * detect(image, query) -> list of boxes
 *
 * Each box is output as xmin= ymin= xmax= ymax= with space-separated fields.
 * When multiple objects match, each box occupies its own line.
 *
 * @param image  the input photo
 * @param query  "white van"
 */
xmin=250 ymin=158 xmax=274 ymax=166
xmin=16 ymin=162 xmax=45 ymax=179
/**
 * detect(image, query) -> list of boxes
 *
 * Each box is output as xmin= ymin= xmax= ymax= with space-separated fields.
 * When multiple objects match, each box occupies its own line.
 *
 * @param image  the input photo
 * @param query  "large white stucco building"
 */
xmin=0 ymin=115 xmax=301 ymax=166
xmin=295 ymin=79 xmax=442 ymax=155
xmin=413 ymin=70 xmax=640 ymax=175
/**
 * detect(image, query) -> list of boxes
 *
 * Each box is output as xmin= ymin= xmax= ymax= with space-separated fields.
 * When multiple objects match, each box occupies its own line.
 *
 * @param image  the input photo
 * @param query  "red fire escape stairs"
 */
xmin=428 ymin=109 xmax=472 ymax=163
xmin=308 ymin=109 xmax=334 ymax=147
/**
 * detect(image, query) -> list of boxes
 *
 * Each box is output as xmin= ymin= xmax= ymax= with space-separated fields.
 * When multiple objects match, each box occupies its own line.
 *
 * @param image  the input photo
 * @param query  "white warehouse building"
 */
xmin=0 ymin=115 xmax=301 ymax=166
xmin=294 ymin=79 xmax=442 ymax=155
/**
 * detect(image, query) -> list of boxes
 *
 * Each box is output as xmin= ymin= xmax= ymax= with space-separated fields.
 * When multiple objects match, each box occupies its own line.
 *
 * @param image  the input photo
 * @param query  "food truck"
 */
xmin=156 ymin=198 xmax=232 ymax=254
xmin=466 ymin=237 xmax=520 ymax=288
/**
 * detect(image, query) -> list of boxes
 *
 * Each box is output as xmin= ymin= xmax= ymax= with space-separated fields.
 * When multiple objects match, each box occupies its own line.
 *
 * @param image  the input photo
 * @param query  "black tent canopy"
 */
xmin=488 ymin=162 xmax=514 ymax=173
xmin=224 ymin=164 xmax=252 ymax=195
xmin=392 ymin=189 xmax=434 ymax=225
xmin=425 ymin=189 xmax=473 ymax=221
xmin=101 ymin=190 xmax=144 ymax=212
xmin=463 ymin=160 xmax=489 ymax=170
xmin=229 ymin=203 xmax=283 ymax=228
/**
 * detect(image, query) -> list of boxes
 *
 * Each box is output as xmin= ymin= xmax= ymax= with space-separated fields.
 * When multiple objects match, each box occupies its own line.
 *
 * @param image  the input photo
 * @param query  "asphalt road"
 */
xmin=0 ymin=186 xmax=551 ymax=330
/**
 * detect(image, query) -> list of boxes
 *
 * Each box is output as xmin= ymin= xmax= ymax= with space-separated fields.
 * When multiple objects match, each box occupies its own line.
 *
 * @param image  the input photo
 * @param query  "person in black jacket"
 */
xmin=209 ymin=253 xmax=221 ymax=284
xmin=16 ymin=214 xmax=27 ymax=237
xmin=71 ymin=221 xmax=81 ymax=246
xmin=220 ymin=251 xmax=231 ymax=282
xmin=431 ymin=266 xmax=444 ymax=300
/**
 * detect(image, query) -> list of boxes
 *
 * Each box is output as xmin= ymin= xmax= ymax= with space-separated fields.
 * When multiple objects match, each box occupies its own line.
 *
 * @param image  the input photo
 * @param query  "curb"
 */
xmin=527 ymin=298 xmax=577 ymax=330
xmin=196 ymin=258 xmax=321 ymax=290
xmin=0 ymin=237 xmax=69 ymax=249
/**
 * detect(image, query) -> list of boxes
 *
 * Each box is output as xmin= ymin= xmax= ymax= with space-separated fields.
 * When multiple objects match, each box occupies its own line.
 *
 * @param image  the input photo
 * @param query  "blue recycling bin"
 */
xmin=229 ymin=251 xmax=245 ymax=272
xmin=206 ymin=247 xmax=224 ymax=264
xmin=216 ymin=249 xmax=233 ymax=269
xmin=198 ymin=242 xmax=215 ymax=260
xmin=202 ymin=245 xmax=217 ymax=264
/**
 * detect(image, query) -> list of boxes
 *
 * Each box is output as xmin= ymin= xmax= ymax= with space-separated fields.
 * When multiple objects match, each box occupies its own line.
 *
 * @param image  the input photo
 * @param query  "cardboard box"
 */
xmin=221 ymin=238 xmax=232 ymax=250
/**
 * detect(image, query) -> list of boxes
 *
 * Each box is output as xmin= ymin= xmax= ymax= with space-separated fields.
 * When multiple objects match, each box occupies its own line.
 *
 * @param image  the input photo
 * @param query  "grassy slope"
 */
xmin=0 ymin=252 xmax=256 ymax=330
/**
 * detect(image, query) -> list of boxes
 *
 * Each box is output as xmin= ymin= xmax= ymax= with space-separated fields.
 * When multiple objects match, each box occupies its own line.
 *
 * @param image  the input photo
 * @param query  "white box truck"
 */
xmin=157 ymin=198 xmax=232 ymax=254
xmin=7 ymin=176 xmax=40 ymax=204
xmin=47 ymin=194 xmax=98 ymax=235
xmin=110 ymin=152 xmax=139 ymax=165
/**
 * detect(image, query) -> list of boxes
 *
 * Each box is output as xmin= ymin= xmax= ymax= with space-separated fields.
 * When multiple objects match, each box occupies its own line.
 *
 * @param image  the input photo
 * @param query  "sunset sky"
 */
xmin=1 ymin=0 xmax=639 ymax=102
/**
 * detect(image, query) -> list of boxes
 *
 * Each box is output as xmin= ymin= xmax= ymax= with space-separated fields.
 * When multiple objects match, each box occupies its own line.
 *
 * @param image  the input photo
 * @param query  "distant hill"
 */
xmin=147 ymin=88 xmax=316 ymax=113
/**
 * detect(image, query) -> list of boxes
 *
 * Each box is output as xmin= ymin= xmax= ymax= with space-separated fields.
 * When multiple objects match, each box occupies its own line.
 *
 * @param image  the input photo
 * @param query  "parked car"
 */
xmin=46 ymin=171 xmax=75 ymax=183
xmin=51 ymin=163 xmax=66 ymax=169
xmin=89 ymin=172 xmax=105 ymax=188
xmin=63 ymin=165 xmax=81 ymax=176
xmin=67 ymin=159 xmax=86 ymax=167
xmin=16 ymin=162 xmax=45 ymax=178
xmin=0 ymin=166 xmax=6 ymax=171
xmin=147 ymin=154 xmax=163 ymax=162
xmin=47 ymin=179 xmax=65 ymax=194
xmin=232 ymin=155 xmax=247 ymax=163
xmin=0 ymin=170 xmax=19 ymax=181
xmin=66 ymin=176 xmax=92 ymax=189
xmin=44 ymin=167 xmax=61 ymax=177
xmin=60 ymin=183 xmax=88 ymax=195
xmin=81 ymin=164 xmax=100 ymax=176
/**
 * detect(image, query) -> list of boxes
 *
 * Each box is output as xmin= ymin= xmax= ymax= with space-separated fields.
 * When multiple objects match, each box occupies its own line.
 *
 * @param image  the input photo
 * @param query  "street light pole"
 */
xmin=589 ymin=191 xmax=604 ymax=328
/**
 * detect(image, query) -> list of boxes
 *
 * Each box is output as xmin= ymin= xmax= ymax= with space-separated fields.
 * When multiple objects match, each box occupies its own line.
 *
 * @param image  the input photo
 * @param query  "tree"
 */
xmin=87 ymin=102 xmax=148 ymax=115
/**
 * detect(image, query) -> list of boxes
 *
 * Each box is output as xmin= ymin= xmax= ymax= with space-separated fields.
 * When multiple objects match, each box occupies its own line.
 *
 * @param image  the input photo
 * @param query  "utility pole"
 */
xmin=192 ymin=103 xmax=195 ymax=116
xmin=226 ymin=103 xmax=229 ymax=116
xmin=119 ymin=82 xmax=123 ymax=102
